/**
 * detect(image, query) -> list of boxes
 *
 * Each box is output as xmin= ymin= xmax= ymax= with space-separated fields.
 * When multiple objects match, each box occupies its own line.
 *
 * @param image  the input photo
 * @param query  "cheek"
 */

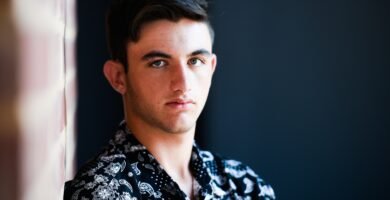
xmin=200 ymin=68 xmax=213 ymax=84
xmin=196 ymin=73 xmax=213 ymax=95
xmin=131 ymin=75 xmax=166 ymax=99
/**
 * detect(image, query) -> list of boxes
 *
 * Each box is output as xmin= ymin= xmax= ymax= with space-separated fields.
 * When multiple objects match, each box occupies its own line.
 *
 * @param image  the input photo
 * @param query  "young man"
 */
xmin=64 ymin=0 xmax=275 ymax=199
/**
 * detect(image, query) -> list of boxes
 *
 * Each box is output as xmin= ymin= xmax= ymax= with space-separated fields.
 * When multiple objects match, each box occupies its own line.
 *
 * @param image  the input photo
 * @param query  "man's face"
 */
xmin=124 ymin=18 xmax=216 ymax=134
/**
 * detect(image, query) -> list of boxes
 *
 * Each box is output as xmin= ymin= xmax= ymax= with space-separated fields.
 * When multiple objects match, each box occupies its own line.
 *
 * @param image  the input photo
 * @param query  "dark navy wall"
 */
xmin=202 ymin=0 xmax=390 ymax=199
xmin=77 ymin=0 xmax=389 ymax=199
xmin=76 ymin=0 xmax=122 ymax=167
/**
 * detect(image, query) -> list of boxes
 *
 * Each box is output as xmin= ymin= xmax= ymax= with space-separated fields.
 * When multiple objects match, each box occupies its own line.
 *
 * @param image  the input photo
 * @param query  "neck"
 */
xmin=125 ymin=116 xmax=195 ymax=183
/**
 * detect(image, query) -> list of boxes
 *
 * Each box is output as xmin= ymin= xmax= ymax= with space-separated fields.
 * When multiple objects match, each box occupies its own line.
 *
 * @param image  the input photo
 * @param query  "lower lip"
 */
xmin=166 ymin=102 xmax=193 ymax=110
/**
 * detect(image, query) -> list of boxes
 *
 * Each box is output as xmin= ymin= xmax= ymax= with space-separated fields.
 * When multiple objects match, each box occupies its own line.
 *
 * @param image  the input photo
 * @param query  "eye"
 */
xmin=188 ymin=58 xmax=205 ymax=67
xmin=149 ymin=60 xmax=167 ymax=68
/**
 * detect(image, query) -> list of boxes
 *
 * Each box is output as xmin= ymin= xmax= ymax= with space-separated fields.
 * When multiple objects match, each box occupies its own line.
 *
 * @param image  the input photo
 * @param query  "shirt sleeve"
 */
xmin=221 ymin=159 xmax=276 ymax=199
xmin=63 ymin=156 xmax=138 ymax=200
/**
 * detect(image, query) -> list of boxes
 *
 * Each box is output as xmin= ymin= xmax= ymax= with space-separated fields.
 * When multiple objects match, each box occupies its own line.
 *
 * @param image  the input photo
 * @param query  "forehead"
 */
xmin=127 ymin=18 xmax=213 ymax=57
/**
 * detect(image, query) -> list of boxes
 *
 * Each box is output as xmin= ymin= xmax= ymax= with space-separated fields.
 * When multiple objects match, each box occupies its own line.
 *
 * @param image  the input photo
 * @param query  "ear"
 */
xmin=103 ymin=60 xmax=127 ymax=95
xmin=211 ymin=53 xmax=217 ymax=74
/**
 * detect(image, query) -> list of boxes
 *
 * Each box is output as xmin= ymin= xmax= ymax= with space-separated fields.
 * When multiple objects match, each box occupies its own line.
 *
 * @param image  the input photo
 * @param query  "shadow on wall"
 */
xmin=0 ymin=1 xmax=19 ymax=199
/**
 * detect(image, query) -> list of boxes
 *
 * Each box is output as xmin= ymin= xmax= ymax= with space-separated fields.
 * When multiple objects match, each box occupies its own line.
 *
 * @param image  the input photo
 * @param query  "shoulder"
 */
xmin=64 ymin=148 xmax=137 ymax=200
xmin=200 ymin=150 xmax=276 ymax=199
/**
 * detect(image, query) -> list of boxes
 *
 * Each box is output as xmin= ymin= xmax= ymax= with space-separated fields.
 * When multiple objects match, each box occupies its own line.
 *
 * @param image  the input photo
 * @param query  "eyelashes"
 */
xmin=188 ymin=57 xmax=206 ymax=66
xmin=149 ymin=60 xmax=167 ymax=68
xmin=148 ymin=57 xmax=207 ymax=69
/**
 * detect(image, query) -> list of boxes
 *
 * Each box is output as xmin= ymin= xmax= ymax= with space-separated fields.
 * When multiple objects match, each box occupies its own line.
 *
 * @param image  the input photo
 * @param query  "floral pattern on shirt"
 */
xmin=64 ymin=121 xmax=275 ymax=200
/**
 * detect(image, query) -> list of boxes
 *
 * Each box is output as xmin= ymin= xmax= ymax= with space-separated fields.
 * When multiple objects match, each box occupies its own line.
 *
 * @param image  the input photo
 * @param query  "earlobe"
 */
xmin=103 ymin=60 xmax=127 ymax=95
xmin=211 ymin=54 xmax=217 ymax=73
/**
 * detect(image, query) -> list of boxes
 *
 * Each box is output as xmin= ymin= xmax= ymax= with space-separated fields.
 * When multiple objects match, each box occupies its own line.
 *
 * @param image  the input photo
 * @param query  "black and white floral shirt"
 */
xmin=64 ymin=121 xmax=275 ymax=200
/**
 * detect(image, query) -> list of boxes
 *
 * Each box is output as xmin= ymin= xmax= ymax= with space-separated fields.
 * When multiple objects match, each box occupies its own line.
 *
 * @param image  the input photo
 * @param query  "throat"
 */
xmin=175 ymin=173 xmax=195 ymax=199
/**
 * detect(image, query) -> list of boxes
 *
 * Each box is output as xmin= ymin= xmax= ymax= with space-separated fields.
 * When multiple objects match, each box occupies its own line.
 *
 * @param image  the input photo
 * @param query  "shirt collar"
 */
xmin=113 ymin=120 xmax=213 ymax=197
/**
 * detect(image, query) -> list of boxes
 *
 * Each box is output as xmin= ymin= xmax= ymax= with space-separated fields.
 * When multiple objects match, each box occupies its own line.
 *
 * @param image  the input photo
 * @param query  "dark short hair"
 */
xmin=106 ymin=0 xmax=214 ymax=70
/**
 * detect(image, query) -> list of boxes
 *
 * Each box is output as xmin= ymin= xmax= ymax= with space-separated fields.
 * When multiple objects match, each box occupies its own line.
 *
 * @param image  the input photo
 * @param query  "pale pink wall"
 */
xmin=0 ymin=0 xmax=76 ymax=199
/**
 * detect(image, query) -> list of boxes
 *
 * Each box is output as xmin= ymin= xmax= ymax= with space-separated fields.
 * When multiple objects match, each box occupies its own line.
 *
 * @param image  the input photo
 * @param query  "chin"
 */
xmin=158 ymin=114 xmax=196 ymax=133
xmin=162 ymin=120 xmax=195 ymax=134
xmin=165 ymin=125 xmax=194 ymax=134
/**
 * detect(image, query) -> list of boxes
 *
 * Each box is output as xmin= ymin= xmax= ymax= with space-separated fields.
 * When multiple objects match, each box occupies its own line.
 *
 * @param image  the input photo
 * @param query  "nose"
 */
xmin=170 ymin=62 xmax=192 ymax=94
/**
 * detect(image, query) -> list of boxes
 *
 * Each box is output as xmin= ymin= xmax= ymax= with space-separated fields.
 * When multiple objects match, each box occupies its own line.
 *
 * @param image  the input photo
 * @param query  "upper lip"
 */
xmin=166 ymin=98 xmax=195 ymax=104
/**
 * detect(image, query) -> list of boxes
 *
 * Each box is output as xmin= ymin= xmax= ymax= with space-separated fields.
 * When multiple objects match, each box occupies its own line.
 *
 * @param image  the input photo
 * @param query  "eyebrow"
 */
xmin=188 ymin=49 xmax=212 ymax=57
xmin=142 ymin=51 xmax=171 ymax=61
xmin=141 ymin=49 xmax=212 ymax=61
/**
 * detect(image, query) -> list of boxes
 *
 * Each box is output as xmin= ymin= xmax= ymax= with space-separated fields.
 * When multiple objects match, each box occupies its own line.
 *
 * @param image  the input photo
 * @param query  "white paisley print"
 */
xmin=64 ymin=121 xmax=275 ymax=200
